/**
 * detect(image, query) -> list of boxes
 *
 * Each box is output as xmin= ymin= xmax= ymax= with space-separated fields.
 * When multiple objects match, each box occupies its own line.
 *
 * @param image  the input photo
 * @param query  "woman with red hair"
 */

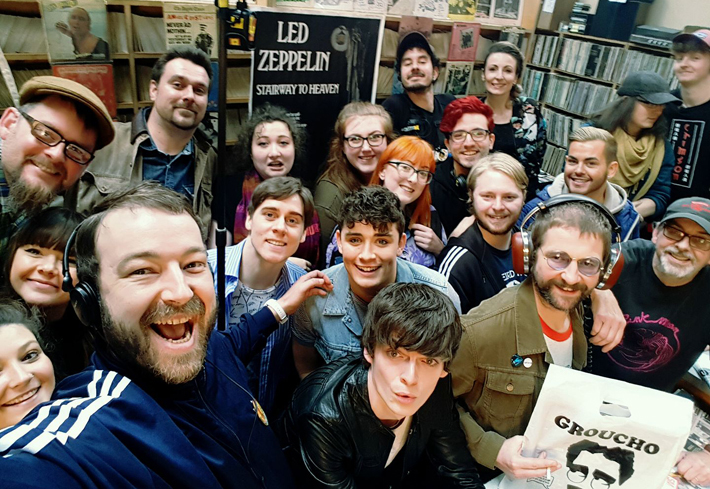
xmin=324 ymin=136 xmax=446 ymax=268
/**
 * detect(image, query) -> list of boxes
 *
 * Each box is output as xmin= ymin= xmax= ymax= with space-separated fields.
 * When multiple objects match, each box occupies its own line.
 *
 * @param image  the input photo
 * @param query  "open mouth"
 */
xmin=4 ymin=387 xmax=40 ymax=407
xmin=150 ymin=317 xmax=195 ymax=344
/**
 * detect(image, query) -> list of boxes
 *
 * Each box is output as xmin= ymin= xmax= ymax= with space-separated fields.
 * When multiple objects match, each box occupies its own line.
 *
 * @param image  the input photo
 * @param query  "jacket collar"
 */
xmin=322 ymin=259 xmax=413 ymax=316
xmin=514 ymin=278 xmax=587 ymax=368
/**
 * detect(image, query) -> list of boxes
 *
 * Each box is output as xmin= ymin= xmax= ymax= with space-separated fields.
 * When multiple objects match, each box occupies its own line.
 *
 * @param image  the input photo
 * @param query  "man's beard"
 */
xmin=6 ymin=171 xmax=55 ymax=216
xmin=473 ymin=206 xmax=516 ymax=236
xmin=402 ymin=73 xmax=433 ymax=94
xmin=532 ymin=262 xmax=592 ymax=312
xmin=101 ymin=295 xmax=215 ymax=385
xmin=653 ymin=245 xmax=697 ymax=281
xmin=158 ymin=104 xmax=201 ymax=131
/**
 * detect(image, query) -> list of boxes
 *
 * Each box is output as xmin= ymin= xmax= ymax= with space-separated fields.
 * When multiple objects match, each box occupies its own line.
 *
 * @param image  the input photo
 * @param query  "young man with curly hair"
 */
xmin=292 ymin=186 xmax=460 ymax=378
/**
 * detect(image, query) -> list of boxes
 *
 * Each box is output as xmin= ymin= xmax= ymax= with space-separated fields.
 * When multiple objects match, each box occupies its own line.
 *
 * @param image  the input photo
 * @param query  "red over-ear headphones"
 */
xmin=511 ymin=194 xmax=624 ymax=290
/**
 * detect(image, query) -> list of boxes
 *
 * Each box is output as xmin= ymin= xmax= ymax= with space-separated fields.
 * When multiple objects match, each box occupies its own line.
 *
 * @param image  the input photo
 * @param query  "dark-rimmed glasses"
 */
xmin=662 ymin=224 xmax=710 ymax=251
xmin=387 ymin=161 xmax=433 ymax=184
xmin=18 ymin=110 xmax=94 ymax=165
xmin=542 ymin=250 xmax=603 ymax=277
xmin=449 ymin=129 xmax=490 ymax=143
xmin=343 ymin=133 xmax=386 ymax=149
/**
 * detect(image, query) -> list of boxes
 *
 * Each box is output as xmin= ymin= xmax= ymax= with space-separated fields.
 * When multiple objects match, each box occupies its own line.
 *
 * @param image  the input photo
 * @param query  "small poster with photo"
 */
xmin=164 ymin=3 xmax=218 ymax=59
xmin=41 ymin=0 xmax=110 ymax=63
xmin=388 ymin=0 xmax=415 ymax=15
xmin=492 ymin=0 xmax=524 ymax=26
xmin=448 ymin=22 xmax=480 ymax=61
xmin=355 ymin=0 xmax=388 ymax=14
xmin=475 ymin=0 xmax=491 ymax=19
xmin=413 ymin=0 xmax=448 ymax=19
xmin=443 ymin=61 xmax=472 ymax=96
xmin=448 ymin=0 xmax=477 ymax=21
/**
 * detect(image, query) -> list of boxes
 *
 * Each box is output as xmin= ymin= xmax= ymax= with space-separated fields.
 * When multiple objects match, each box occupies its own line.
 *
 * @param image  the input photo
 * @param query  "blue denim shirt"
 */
xmin=140 ymin=109 xmax=195 ymax=199
xmin=207 ymin=240 xmax=305 ymax=416
xmin=292 ymin=258 xmax=461 ymax=363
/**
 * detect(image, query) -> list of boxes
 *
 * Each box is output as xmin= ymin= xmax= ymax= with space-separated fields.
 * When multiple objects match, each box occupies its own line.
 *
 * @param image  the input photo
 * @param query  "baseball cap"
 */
xmin=672 ymin=29 xmax=710 ymax=51
xmin=659 ymin=197 xmax=710 ymax=234
xmin=19 ymin=76 xmax=115 ymax=151
xmin=396 ymin=31 xmax=439 ymax=69
xmin=617 ymin=71 xmax=681 ymax=105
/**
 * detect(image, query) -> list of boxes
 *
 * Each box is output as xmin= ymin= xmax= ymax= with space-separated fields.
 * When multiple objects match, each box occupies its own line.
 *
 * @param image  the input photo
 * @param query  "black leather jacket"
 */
xmin=281 ymin=356 xmax=484 ymax=489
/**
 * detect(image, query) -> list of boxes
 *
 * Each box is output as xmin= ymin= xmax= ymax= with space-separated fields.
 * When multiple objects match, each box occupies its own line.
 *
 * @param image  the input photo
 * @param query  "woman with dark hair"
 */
xmin=315 ymin=102 xmax=396 ymax=259
xmin=3 ymin=208 xmax=90 ymax=381
xmin=209 ymin=103 xmax=320 ymax=268
xmin=589 ymin=71 xmax=679 ymax=220
xmin=324 ymin=136 xmax=446 ymax=269
xmin=481 ymin=41 xmax=547 ymax=198
xmin=0 ymin=299 xmax=55 ymax=429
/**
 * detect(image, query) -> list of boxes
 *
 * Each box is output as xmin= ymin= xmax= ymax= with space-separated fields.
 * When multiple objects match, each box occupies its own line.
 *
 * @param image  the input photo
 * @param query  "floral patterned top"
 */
xmin=481 ymin=96 xmax=548 ymax=198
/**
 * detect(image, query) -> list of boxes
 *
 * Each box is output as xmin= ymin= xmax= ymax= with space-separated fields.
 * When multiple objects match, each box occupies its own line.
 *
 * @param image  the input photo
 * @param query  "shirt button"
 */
xmin=506 ymin=383 xmax=514 ymax=392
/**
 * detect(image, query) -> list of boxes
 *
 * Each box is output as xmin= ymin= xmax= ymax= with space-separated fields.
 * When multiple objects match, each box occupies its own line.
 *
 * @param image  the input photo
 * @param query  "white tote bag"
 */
xmin=499 ymin=365 xmax=694 ymax=489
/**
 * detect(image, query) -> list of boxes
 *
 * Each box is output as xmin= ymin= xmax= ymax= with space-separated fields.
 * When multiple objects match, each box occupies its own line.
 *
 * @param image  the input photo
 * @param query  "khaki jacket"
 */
xmin=450 ymin=278 xmax=587 ymax=470
xmin=64 ymin=112 xmax=215 ymax=236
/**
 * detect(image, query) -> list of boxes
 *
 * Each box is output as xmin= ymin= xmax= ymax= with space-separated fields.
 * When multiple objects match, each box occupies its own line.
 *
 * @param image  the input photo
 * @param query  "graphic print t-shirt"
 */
xmin=591 ymin=240 xmax=710 ymax=392
xmin=666 ymin=95 xmax=710 ymax=200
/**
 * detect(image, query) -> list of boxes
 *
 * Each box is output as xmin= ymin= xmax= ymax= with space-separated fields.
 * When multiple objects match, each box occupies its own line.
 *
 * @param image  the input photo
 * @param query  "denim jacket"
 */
xmin=292 ymin=259 xmax=461 ymax=363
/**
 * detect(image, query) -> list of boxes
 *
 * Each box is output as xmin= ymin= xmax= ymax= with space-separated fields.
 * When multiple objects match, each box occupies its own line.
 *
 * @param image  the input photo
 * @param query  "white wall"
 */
xmin=644 ymin=0 xmax=710 ymax=30
xmin=572 ymin=0 xmax=709 ymax=29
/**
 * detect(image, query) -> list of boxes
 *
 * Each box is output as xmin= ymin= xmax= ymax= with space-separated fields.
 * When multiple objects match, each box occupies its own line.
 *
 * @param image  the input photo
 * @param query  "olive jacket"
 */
xmin=450 ymin=277 xmax=587 ymax=470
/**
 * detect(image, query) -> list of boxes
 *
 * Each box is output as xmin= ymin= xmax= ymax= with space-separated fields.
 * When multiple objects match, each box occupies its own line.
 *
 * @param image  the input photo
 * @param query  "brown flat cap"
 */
xmin=19 ymin=76 xmax=115 ymax=151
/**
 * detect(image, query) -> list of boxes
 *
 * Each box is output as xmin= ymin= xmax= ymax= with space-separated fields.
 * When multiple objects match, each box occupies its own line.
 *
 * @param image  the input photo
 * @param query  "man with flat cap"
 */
xmin=383 ymin=31 xmax=454 ymax=159
xmin=0 ymin=75 xmax=114 ymax=263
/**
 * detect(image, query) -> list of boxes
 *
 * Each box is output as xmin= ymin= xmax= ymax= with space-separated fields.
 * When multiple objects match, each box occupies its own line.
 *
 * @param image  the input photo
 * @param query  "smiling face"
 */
xmin=0 ymin=97 xmax=98 ymax=211
xmin=0 ymin=324 xmax=55 ymax=429
xmin=564 ymin=140 xmax=618 ymax=203
xmin=149 ymin=58 xmax=209 ymax=132
xmin=483 ymin=52 xmax=519 ymax=97
xmin=673 ymin=50 xmax=710 ymax=87
xmin=9 ymin=245 xmax=76 ymax=313
xmin=246 ymin=195 xmax=306 ymax=265
xmin=96 ymin=208 xmax=216 ymax=385
xmin=343 ymin=115 xmax=388 ymax=181
xmin=379 ymin=161 xmax=428 ymax=207
xmin=251 ymin=121 xmax=295 ymax=180
xmin=471 ymin=169 xmax=524 ymax=238
xmin=532 ymin=226 xmax=604 ymax=312
xmin=364 ymin=345 xmax=447 ymax=424
xmin=445 ymin=113 xmax=495 ymax=175
xmin=400 ymin=47 xmax=438 ymax=93
xmin=652 ymin=218 xmax=710 ymax=287
xmin=336 ymin=221 xmax=406 ymax=303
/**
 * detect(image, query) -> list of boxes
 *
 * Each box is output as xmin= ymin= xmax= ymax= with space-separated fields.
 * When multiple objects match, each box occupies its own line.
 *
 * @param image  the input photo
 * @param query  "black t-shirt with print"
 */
xmin=666 ymin=93 xmax=710 ymax=201
xmin=591 ymin=239 xmax=710 ymax=392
